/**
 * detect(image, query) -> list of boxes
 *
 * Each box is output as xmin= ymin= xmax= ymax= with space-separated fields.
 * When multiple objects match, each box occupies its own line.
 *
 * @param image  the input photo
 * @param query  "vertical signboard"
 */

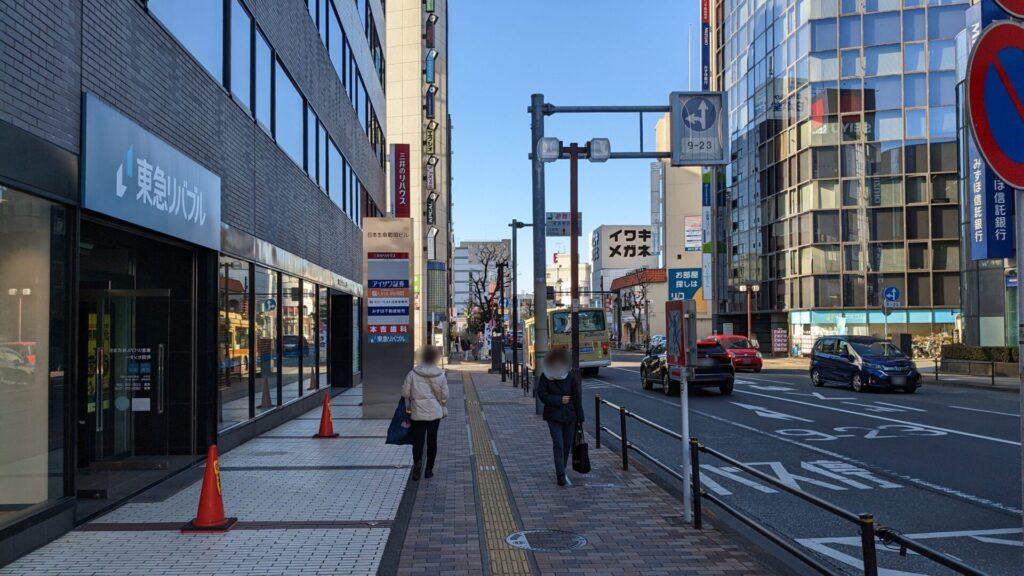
xmin=390 ymin=144 xmax=411 ymax=218
xmin=701 ymin=171 xmax=713 ymax=301
xmin=700 ymin=0 xmax=710 ymax=91
xmin=684 ymin=216 xmax=702 ymax=251
xmin=968 ymin=138 xmax=1015 ymax=259
xmin=363 ymin=218 xmax=414 ymax=418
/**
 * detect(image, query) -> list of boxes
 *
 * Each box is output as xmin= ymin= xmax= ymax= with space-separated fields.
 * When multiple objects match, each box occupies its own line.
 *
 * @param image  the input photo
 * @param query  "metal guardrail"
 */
xmin=593 ymin=395 xmax=991 ymax=576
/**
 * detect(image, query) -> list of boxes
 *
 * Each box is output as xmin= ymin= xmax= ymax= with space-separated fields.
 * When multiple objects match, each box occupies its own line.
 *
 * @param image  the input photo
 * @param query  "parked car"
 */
xmin=809 ymin=335 xmax=921 ymax=392
xmin=0 ymin=341 xmax=36 ymax=365
xmin=282 ymin=335 xmax=310 ymax=357
xmin=0 ymin=346 xmax=34 ymax=386
xmin=639 ymin=340 xmax=735 ymax=396
xmin=705 ymin=335 xmax=762 ymax=372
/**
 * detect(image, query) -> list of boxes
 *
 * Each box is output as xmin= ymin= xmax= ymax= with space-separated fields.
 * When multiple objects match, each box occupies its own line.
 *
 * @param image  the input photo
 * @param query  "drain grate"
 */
xmin=506 ymin=529 xmax=587 ymax=552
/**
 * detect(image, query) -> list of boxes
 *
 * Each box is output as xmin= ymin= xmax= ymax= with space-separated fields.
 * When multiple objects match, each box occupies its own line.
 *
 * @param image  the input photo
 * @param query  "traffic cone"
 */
xmin=313 ymin=394 xmax=339 ymax=438
xmin=258 ymin=376 xmax=273 ymax=409
xmin=181 ymin=445 xmax=237 ymax=532
xmin=306 ymin=370 xmax=317 ymax=391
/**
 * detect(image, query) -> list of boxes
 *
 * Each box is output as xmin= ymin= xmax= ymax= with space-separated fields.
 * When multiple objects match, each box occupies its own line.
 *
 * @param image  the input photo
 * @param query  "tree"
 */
xmin=624 ymin=269 xmax=652 ymax=344
xmin=465 ymin=243 xmax=510 ymax=335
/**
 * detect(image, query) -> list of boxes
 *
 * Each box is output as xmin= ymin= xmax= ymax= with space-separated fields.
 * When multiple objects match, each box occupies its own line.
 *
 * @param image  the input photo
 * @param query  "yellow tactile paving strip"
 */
xmin=465 ymin=374 xmax=535 ymax=576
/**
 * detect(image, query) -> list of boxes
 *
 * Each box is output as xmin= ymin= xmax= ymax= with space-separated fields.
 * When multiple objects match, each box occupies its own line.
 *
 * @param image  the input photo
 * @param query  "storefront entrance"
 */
xmin=75 ymin=221 xmax=197 ymax=520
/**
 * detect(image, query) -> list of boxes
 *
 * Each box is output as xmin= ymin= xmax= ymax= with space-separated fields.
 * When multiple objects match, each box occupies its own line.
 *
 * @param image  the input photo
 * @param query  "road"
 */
xmin=578 ymin=352 xmax=1022 ymax=576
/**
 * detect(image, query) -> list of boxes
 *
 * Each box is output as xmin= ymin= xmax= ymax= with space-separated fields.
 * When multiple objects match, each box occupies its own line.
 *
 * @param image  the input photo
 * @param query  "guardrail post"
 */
xmin=619 ymin=407 xmax=629 ymax=471
xmin=690 ymin=438 xmax=702 ymax=530
xmin=595 ymin=396 xmax=601 ymax=449
xmin=991 ymin=360 xmax=996 ymax=387
xmin=934 ymin=357 xmax=938 ymax=382
xmin=859 ymin=513 xmax=878 ymax=576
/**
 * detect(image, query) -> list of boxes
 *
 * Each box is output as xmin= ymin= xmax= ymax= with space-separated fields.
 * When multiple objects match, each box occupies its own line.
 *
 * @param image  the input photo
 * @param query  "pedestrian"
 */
xmin=536 ymin=346 xmax=584 ymax=486
xmin=402 ymin=346 xmax=449 ymax=481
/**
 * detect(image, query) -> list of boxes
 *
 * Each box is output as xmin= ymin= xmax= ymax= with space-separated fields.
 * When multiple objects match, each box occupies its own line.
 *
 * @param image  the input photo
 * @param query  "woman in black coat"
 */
xmin=536 ymin=347 xmax=584 ymax=486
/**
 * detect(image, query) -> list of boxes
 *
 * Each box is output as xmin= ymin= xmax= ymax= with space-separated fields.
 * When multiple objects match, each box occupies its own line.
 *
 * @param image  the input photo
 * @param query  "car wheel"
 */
xmin=811 ymin=368 xmax=824 ymax=387
xmin=903 ymin=385 xmax=917 ymax=394
xmin=754 ymin=367 xmax=762 ymax=373
xmin=662 ymin=373 xmax=676 ymax=396
xmin=719 ymin=381 xmax=734 ymax=395
xmin=851 ymin=372 xmax=865 ymax=392
xmin=640 ymin=367 xmax=652 ymax=390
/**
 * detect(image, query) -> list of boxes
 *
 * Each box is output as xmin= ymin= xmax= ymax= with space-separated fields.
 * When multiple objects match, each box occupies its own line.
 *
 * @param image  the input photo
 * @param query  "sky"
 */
xmin=449 ymin=0 xmax=701 ymax=293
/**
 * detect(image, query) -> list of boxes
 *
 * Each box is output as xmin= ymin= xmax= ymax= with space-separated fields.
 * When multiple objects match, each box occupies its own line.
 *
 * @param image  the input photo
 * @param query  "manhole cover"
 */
xmin=506 ymin=529 xmax=587 ymax=552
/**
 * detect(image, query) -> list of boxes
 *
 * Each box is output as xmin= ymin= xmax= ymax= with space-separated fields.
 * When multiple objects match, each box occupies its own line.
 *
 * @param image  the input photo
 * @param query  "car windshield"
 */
xmin=722 ymin=338 xmax=754 ymax=349
xmin=850 ymin=341 xmax=902 ymax=357
xmin=552 ymin=310 xmax=606 ymax=334
xmin=697 ymin=342 xmax=726 ymax=356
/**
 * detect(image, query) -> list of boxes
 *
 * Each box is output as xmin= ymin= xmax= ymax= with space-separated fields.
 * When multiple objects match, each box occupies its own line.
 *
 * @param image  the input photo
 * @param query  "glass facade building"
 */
xmin=711 ymin=0 xmax=969 ymax=352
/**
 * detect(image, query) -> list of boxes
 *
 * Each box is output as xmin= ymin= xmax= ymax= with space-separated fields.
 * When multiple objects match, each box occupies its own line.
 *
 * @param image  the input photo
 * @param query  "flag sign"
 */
xmin=967 ymin=22 xmax=1024 ymax=190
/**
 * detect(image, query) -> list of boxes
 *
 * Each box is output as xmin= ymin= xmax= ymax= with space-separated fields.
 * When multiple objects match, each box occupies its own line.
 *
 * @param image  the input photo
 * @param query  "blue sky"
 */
xmin=450 ymin=0 xmax=701 ymax=291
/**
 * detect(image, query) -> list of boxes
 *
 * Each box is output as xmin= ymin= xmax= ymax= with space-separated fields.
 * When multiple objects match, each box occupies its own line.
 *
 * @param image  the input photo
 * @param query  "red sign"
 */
xmin=665 ymin=300 xmax=686 ymax=368
xmin=367 ymin=252 xmax=410 ymax=260
xmin=995 ymin=0 xmax=1024 ymax=18
xmin=967 ymin=22 xmax=1024 ymax=189
xmin=390 ymin=144 xmax=411 ymax=218
xmin=367 ymin=324 xmax=410 ymax=335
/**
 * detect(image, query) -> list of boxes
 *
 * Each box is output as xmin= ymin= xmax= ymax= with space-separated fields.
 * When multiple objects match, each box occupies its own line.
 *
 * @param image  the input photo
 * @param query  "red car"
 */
xmin=706 ymin=335 xmax=762 ymax=372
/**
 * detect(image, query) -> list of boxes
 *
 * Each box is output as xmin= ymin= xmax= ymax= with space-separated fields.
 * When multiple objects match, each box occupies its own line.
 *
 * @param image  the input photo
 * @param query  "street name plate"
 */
xmin=670 ymin=91 xmax=727 ymax=166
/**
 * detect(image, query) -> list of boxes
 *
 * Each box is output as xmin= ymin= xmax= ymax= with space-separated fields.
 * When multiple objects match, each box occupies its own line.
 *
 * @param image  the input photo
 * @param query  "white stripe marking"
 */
xmin=950 ymin=405 xmax=1020 ymax=418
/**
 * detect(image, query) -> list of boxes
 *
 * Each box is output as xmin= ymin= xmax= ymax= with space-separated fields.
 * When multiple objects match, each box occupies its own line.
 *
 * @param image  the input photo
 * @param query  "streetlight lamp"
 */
xmin=508 ymin=220 xmax=532 ymax=387
xmin=537 ymin=137 xmax=610 ymax=382
xmin=737 ymin=284 xmax=760 ymax=342
xmin=7 ymin=288 xmax=31 ymax=341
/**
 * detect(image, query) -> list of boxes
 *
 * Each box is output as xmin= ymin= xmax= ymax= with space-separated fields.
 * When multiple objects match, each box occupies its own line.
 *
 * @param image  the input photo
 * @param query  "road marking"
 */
xmin=731 ymin=402 xmax=814 ymax=422
xmin=700 ymin=465 xmax=778 ymax=494
xmin=839 ymin=401 xmax=926 ymax=413
xmin=950 ymin=405 xmax=1020 ymax=418
xmin=580 ymin=372 xmax=1022 ymax=514
xmin=734 ymin=389 xmax=1020 ymax=447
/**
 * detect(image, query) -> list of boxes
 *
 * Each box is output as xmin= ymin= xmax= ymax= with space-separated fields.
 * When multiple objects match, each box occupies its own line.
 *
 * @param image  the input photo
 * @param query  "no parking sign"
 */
xmin=967 ymin=22 xmax=1024 ymax=190
xmin=994 ymin=0 xmax=1024 ymax=18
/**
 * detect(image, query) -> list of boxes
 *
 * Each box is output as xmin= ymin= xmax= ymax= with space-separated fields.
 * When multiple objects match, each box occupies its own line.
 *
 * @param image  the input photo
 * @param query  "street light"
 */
xmin=537 ymin=137 xmax=610 ymax=383
xmin=738 ymin=284 xmax=760 ymax=341
xmin=509 ymin=219 xmax=532 ymax=387
xmin=7 ymin=288 xmax=31 ymax=341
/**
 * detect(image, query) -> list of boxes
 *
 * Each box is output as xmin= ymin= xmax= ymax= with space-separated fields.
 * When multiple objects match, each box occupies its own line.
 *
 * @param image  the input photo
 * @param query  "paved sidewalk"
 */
xmin=1 ymin=386 xmax=411 ymax=576
xmin=393 ymin=365 xmax=770 ymax=576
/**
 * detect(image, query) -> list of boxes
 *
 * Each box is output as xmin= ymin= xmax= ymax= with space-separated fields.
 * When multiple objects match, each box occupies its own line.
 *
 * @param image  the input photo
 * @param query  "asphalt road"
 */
xmin=578 ymin=352 xmax=1022 ymax=576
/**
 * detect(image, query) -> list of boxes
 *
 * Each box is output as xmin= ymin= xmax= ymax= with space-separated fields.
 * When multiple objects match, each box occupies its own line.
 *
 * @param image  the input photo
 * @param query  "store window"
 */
xmin=318 ymin=287 xmax=329 ymax=386
xmin=281 ymin=275 xmax=302 ymax=405
xmin=254 ymin=267 xmax=278 ymax=412
xmin=0 ymin=187 xmax=68 ymax=528
xmin=218 ymin=257 xmax=251 ymax=431
xmin=229 ymin=0 xmax=252 ymax=110
xmin=150 ymin=0 xmax=223 ymax=82
xmin=301 ymin=282 xmax=317 ymax=392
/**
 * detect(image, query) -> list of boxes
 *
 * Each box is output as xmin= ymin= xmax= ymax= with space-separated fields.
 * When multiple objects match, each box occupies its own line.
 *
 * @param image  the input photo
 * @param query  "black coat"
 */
xmin=537 ymin=373 xmax=584 ymax=424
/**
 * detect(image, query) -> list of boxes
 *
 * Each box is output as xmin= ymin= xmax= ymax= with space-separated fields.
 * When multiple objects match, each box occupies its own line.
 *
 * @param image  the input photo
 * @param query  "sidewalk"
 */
xmin=0 ymin=386 xmax=412 ymax=576
xmin=394 ymin=365 xmax=770 ymax=576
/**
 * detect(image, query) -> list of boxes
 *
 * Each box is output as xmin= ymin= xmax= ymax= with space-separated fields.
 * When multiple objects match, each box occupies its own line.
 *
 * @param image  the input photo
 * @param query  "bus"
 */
xmin=524 ymin=307 xmax=612 ymax=376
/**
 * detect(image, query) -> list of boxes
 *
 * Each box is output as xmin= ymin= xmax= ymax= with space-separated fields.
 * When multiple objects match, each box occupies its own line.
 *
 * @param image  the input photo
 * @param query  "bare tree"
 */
xmin=466 ymin=243 xmax=510 ymax=335
xmin=624 ymin=269 xmax=652 ymax=344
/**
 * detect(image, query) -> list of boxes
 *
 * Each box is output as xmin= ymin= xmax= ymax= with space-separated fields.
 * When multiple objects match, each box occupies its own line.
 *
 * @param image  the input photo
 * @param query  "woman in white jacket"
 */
xmin=401 ymin=346 xmax=449 ymax=481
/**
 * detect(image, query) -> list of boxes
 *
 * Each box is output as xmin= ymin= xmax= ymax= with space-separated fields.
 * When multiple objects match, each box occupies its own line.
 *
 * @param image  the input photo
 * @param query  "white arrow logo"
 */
xmin=732 ymin=402 xmax=814 ymax=423
xmin=115 ymin=164 xmax=127 ymax=198
xmin=687 ymin=100 xmax=708 ymax=130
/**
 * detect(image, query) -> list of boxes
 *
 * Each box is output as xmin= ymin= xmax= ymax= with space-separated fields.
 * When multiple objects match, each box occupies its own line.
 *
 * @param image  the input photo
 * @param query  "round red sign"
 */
xmin=995 ymin=0 xmax=1024 ymax=18
xmin=967 ymin=22 xmax=1024 ymax=190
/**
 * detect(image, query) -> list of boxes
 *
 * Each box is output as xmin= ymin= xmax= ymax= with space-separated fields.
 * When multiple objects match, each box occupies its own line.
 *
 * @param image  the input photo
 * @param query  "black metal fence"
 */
xmin=593 ymin=395 xmax=990 ymax=576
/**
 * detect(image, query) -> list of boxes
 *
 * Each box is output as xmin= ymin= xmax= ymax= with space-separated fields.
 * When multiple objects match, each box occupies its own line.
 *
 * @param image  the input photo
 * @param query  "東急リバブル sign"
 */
xmin=83 ymin=93 xmax=221 ymax=250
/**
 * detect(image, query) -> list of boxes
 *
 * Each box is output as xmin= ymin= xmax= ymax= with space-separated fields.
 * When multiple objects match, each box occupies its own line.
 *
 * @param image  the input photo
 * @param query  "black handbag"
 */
xmin=572 ymin=422 xmax=591 ymax=474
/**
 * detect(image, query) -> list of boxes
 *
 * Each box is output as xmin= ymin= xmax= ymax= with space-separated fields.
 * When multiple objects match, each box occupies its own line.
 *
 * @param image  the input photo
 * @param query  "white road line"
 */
xmin=872 ymin=401 xmax=928 ymax=412
xmin=734 ymin=389 xmax=1020 ymax=447
xmin=950 ymin=405 xmax=1021 ymax=418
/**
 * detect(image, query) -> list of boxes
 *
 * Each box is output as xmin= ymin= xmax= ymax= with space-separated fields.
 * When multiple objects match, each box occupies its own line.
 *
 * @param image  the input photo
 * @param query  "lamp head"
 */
xmin=587 ymin=138 xmax=611 ymax=163
xmin=537 ymin=137 xmax=562 ymax=163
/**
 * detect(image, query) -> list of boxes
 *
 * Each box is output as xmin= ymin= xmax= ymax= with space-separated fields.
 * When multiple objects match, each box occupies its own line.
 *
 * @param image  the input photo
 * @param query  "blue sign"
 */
xmin=884 ymin=287 xmax=901 ymax=302
xmin=368 ymin=307 xmax=410 ymax=316
xmin=968 ymin=138 xmax=1015 ymax=259
xmin=668 ymin=268 xmax=702 ymax=300
xmin=426 ymin=86 xmax=436 ymax=119
xmin=369 ymin=335 xmax=411 ymax=344
xmin=681 ymin=96 xmax=718 ymax=132
xmin=368 ymin=280 xmax=409 ymax=289
xmin=425 ymin=50 xmax=436 ymax=83
xmin=83 ymin=94 xmax=221 ymax=250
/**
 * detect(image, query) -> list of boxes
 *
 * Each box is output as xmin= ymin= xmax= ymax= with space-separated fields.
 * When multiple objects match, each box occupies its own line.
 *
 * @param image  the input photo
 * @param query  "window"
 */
xmin=864 ymin=45 xmax=901 ymax=76
xmin=904 ymin=74 xmax=927 ymax=107
xmin=864 ymin=75 xmax=901 ymax=110
xmin=328 ymin=137 xmax=343 ymax=208
xmin=150 ymin=0 xmax=223 ymax=81
xmin=254 ymin=266 xmax=278 ymax=412
xmin=928 ymin=106 xmax=955 ymax=138
xmin=302 ymin=282 xmax=317 ymax=391
xmin=903 ymin=10 xmax=925 ymax=42
xmin=811 ymin=19 xmax=837 ymax=51
xmin=306 ymin=106 xmax=317 ymax=179
xmin=929 ymin=6 xmax=966 ymax=40
xmin=328 ymin=1 xmax=344 ymax=82
xmin=904 ymin=44 xmax=926 ymax=73
xmin=218 ymin=257 xmax=251 ymax=430
xmin=317 ymin=286 xmax=329 ymax=386
xmin=929 ymin=40 xmax=957 ymax=71
xmin=0 ymin=187 xmax=69 ymax=529
xmin=929 ymin=72 xmax=956 ymax=107
xmin=274 ymin=60 xmax=304 ymax=167
xmin=281 ymin=275 xmax=302 ymax=404
xmin=839 ymin=16 xmax=860 ymax=48
xmin=255 ymin=30 xmax=272 ymax=129
xmin=863 ymin=12 xmax=899 ymax=46
xmin=229 ymin=0 xmax=252 ymax=109
xmin=317 ymin=122 xmax=327 ymax=190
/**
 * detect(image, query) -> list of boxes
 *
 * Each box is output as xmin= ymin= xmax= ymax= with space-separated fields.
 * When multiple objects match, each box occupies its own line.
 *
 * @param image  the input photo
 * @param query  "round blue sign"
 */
xmin=884 ymin=287 xmax=901 ymax=302
xmin=681 ymin=96 xmax=717 ymax=132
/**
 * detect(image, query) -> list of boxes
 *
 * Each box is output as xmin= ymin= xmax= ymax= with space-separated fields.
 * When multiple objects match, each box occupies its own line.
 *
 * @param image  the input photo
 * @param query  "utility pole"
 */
xmin=498 ymin=262 xmax=506 ymax=382
xmin=530 ymin=94 xmax=548 ymax=414
xmin=509 ymin=220 xmax=532 ymax=387
xmin=567 ymin=143 xmax=584 ymax=382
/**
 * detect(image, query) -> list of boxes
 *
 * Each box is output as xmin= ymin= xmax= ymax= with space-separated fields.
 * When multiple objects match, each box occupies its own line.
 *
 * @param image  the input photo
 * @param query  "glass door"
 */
xmin=77 ymin=289 xmax=170 ymax=514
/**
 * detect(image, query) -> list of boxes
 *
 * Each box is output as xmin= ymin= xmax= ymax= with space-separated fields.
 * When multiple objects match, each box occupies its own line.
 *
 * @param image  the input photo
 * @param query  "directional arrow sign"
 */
xmin=732 ymin=402 xmax=814 ymax=423
xmin=670 ymin=91 xmax=727 ymax=166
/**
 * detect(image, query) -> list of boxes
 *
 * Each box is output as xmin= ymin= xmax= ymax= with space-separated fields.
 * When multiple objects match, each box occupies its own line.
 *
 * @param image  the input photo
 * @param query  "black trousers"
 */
xmin=410 ymin=419 xmax=441 ymax=470
xmin=547 ymin=419 xmax=576 ymax=477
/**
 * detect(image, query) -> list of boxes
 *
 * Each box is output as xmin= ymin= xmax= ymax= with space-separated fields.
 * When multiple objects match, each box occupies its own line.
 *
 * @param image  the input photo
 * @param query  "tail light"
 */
xmin=602 ymin=342 xmax=609 ymax=355
xmin=710 ymin=353 xmax=730 ymax=360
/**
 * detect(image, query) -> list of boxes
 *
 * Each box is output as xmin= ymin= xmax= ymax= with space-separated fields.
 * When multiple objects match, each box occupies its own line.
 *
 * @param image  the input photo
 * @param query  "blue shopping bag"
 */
xmin=386 ymin=398 xmax=414 ymax=445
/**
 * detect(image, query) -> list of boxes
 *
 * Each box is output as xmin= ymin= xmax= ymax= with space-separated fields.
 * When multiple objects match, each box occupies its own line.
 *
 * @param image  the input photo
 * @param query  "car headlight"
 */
xmin=909 ymin=362 xmax=917 ymax=370
xmin=861 ymin=362 xmax=882 ymax=372
xmin=755 ymin=352 xmax=762 ymax=358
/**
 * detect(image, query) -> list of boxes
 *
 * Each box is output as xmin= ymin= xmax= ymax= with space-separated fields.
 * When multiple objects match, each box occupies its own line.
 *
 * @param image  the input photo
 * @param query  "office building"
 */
xmin=386 ymin=0 xmax=451 ymax=350
xmin=709 ymin=0 xmax=969 ymax=352
xmin=0 ymin=0 xmax=384 ymax=562
xmin=453 ymin=240 xmax=511 ymax=333
xmin=547 ymin=253 xmax=592 ymax=308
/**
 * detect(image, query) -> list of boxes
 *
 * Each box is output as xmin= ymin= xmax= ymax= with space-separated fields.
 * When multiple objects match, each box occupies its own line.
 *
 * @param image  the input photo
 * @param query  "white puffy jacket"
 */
xmin=401 ymin=364 xmax=449 ymax=421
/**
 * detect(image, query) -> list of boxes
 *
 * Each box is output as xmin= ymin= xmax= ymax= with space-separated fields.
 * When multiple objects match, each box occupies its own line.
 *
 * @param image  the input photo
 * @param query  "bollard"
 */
xmin=501 ymin=359 xmax=507 ymax=383
xmin=934 ymin=357 xmax=938 ymax=382
xmin=690 ymin=438 xmax=702 ymax=530
xmin=858 ymin=513 xmax=878 ymax=576
xmin=619 ymin=407 xmax=629 ymax=471
xmin=594 ymin=396 xmax=601 ymax=449
xmin=991 ymin=360 xmax=996 ymax=387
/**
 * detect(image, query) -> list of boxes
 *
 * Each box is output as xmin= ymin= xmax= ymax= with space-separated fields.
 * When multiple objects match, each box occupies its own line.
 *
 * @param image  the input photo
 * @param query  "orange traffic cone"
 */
xmin=181 ymin=445 xmax=237 ymax=532
xmin=313 ymin=394 xmax=339 ymax=438
xmin=306 ymin=370 xmax=317 ymax=391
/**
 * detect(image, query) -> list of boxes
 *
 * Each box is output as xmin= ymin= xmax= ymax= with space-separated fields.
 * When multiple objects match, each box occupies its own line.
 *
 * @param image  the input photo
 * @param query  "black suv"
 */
xmin=640 ymin=340 xmax=735 ymax=396
xmin=810 ymin=335 xmax=921 ymax=392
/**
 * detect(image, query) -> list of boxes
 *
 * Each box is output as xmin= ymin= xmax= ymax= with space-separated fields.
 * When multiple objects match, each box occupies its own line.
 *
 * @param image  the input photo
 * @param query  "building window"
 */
xmin=218 ymin=257 xmax=251 ymax=430
xmin=149 ymin=0 xmax=223 ymax=82
xmin=229 ymin=0 xmax=252 ymax=110
xmin=302 ymin=282 xmax=317 ymax=391
xmin=274 ymin=60 xmax=304 ymax=167
xmin=255 ymin=30 xmax=272 ymax=129
xmin=0 ymin=187 xmax=69 ymax=527
xmin=306 ymin=105 xmax=317 ymax=180
xmin=281 ymin=275 xmax=302 ymax=404
xmin=328 ymin=1 xmax=344 ymax=82
xmin=318 ymin=287 xmax=329 ymax=386
xmin=254 ymin=266 xmax=278 ymax=412
xmin=328 ymin=137 xmax=343 ymax=208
